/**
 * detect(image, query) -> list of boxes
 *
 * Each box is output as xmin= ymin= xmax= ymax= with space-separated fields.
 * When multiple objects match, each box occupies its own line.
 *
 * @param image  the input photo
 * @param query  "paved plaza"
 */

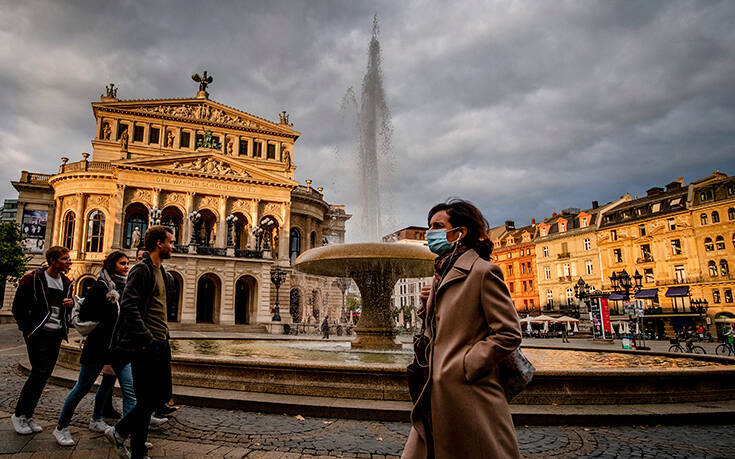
xmin=0 ymin=324 xmax=734 ymax=458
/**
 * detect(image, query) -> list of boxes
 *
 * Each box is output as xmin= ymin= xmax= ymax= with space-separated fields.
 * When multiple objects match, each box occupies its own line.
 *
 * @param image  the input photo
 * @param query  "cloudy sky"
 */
xmin=1 ymin=1 xmax=734 ymax=240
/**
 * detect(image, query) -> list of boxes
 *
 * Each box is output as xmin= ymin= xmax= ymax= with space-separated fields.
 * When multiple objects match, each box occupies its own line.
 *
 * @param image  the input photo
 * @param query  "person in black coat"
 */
xmin=53 ymin=251 xmax=136 ymax=446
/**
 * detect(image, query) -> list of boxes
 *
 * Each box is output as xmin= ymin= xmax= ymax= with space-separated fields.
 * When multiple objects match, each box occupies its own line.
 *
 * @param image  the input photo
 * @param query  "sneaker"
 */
xmin=145 ymin=441 xmax=153 ymax=449
xmin=89 ymin=418 xmax=109 ymax=433
xmin=104 ymin=426 xmax=130 ymax=459
xmin=26 ymin=418 xmax=43 ymax=433
xmin=53 ymin=427 xmax=75 ymax=446
xmin=149 ymin=416 xmax=168 ymax=427
xmin=11 ymin=414 xmax=32 ymax=435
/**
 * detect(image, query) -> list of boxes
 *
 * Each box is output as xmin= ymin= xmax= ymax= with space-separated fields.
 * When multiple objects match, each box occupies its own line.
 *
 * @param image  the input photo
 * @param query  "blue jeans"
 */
xmin=93 ymin=363 xmax=135 ymax=419
xmin=57 ymin=362 xmax=135 ymax=428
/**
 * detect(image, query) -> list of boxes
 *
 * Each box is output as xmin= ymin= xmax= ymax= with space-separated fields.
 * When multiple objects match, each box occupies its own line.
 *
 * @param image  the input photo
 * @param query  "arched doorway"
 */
xmin=234 ymin=275 xmax=257 ymax=324
xmin=167 ymin=271 xmax=183 ymax=322
xmin=161 ymin=206 xmax=183 ymax=245
xmin=195 ymin=209 xmax=217 ymax=246
xmin=228 ymin=212 xmax=248 ymax=249
xmin=124 ymin=203 xmax=149 ymax=249
xmin=196 ymin=273 xmax=221 ymax=323
xmin=78 ymin=276 xmax=97 ymax=298
xmin=289 ymin=288 xmax=301 ymax=323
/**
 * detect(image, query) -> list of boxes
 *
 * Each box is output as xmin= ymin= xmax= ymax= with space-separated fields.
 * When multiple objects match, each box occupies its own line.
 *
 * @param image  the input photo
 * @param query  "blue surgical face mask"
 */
xmin=426 ymin=228 xmax=461 ymax=256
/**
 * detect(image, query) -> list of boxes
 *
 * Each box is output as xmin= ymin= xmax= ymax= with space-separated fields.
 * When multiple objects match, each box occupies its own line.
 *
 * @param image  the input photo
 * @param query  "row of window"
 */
xmin=712 ymin=289 xmax=734 ymax=304
xmin=707 ymin=260 xmax=731 ymax=277
xmin=704 ymin=235 xmax=732 ymax=251
xmin=508 ymin=280 xmax=533 ymax=293
xmin=496 ymin=247 xmax=533 ymax=260
xmin=541 ymin=239 xmax=592 ymax=258
xmin=700 ymin=209 xmax=735 ymax=225
xmin=542 ymin=260 xmax=595 ymax=280
xmin=62 ymin=210 xmax=106 ymax=252
xmin=112 ymin=122 xmax=279 ymax=159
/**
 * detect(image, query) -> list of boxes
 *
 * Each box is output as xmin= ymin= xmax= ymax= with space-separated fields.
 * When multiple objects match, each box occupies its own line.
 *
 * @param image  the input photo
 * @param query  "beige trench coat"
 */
xmin=402 ymin=249 xmax=522 ymax=459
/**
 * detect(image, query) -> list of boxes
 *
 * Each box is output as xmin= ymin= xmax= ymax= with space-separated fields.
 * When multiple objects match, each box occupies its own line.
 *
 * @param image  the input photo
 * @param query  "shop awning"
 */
xmin=608 ymin=292 xmax=625 ymax=301
xmin=634 ymin=288 xmax=658 ymax=299
xmin=665 ymin=286 xmax=690 ymax=297
xmin=670 ymin=318 xmax=695 ymax=326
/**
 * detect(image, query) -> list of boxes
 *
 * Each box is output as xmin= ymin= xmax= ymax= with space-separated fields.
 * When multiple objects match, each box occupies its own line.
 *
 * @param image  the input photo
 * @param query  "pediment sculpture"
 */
xmin=169 ymin=157 xmax=250 ymax=178
xmin=133 ymin=104 xmax=265 ymax=129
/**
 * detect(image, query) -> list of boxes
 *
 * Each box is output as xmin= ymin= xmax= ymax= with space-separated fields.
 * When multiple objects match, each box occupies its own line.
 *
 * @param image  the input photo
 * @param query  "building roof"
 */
xmin=598 ymin=182 xmax=688 ymax=229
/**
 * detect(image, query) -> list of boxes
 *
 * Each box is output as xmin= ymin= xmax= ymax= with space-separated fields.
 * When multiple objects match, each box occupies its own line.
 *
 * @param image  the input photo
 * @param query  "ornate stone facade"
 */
xmin=2 ymin=80 xmax=350 ymax=333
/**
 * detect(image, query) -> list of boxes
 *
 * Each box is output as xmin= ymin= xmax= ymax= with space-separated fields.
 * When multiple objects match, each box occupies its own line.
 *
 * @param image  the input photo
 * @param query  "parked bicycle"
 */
xmin=668 ymin=337 xmax=706 ymax=354
xmin=715 ymin=338 xmax=735 ymax=356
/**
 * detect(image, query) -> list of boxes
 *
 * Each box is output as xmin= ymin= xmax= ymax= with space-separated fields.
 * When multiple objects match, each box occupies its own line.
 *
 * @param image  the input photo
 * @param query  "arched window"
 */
xmin=289 ymin=228 xmax=301 ymax=264
xmin=86 ymin=210 xmax=105 ymax=252
xmin=729 ymin=208 xmax=735 ymax=221
xmin=709 ymin=261 xmax=718 ymax=277
xmin=704 ymin=237 xmax=714 ymax=251
xmin=721 ymin=259 xmax=730 ymax=276
xmin=700 ymin=213 xmax=708 ymax=225
xmin=716 ymin=235 xmax=725 ymax=250
xmin=62 ymin=211 xmax=75 ymax=249
xmin=712 ymin=211 xmax=720 ymax=223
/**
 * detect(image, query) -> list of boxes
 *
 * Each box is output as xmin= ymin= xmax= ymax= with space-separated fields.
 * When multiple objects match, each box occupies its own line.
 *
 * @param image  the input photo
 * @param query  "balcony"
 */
xmin=558 ymin=276 xmax=573 ymax=282
xmin=171 ymin=245 xmax=263 ymax=259
xmin=636 ymin=256 xmax=654 ymax=263
xmin=557 ymin=252 xmax=571 ymax=259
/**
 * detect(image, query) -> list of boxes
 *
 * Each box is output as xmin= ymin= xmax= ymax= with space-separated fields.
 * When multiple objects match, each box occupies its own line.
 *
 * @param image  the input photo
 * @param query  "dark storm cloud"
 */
xmin=1 ymin=1 xmax=734 ymax=239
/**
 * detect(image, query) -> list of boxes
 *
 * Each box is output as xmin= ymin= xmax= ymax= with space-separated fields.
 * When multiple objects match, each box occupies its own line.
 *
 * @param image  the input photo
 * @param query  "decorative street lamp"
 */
xmin=149 ymin=207 xmax=162 ymax=225
xmin=226 ymin=214 xmax=238 ymax=247
xmin=691 ymin=298 xmax=709 ymax=330
xmin=188 ymin=211 xmax=201 ymax=245
xmin=574 ymin=277 xmax=598 ymax=336
xmin=270 ymin=265 xmax=287 ymax=321
xmin=609 ymin=269 xmax=646 ymax=348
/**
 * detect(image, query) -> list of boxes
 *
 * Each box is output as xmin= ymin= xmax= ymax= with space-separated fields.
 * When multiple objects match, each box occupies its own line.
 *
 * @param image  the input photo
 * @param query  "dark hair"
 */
xmin=45 ymin=246 xmax=70 ymax=263
xmin=103 ymin=251 xmax=128 ymax=274
xmin=428 ymin=198 xmax=493 ymax=260
xmin=143 ymin=225 xmax=173 ymax=252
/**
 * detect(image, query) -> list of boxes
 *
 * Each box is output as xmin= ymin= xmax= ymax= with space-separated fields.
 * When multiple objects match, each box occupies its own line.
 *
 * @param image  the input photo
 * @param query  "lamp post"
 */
xmin=270 ymin=265 xmax=287 ymax=322
xmin=188 ymin=211 xmax=201 ymax=246
xmin=609 ymin=269 xmax=646 ymax=349
xmin=574 ymin=277 xmax=597 ymax=336
xmin=149 ymin=207 xmax=162 ymax=226
xmin=691 ymin=298 xmax=709 ymax=333
xmin=335 ymin=278 xmax=350 ymax=324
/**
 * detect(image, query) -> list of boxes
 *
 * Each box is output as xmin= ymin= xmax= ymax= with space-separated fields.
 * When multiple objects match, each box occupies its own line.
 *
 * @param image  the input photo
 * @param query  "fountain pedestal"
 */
xmin=294 ymin=243 xmax=435 ymax=351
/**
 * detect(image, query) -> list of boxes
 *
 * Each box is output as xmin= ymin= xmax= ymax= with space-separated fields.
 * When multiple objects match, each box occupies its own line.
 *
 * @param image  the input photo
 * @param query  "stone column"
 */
xmin=216 ymin=196 xmax=227 ymax=247
xmin=96 ymin=116 xmax=103 ymax=140
xmin=112 ymin=119 xmax=120 ymax=141
xmin=152 ymin=188 xmax=161 ymax=212
xmin=183 ymin=192 xmax=195 ymax=244
xmin=175 ymin=127 xmax=182 ymax=150
xmin=142 ymin=123 xmax=150 ymax=145
xmin=73 ymin=193 xmax=86 ymax=257
xmin=279 ymin=204 xmax=290 ymax=262
xmin=52 ymin=197 xmax=62 ymax=246
xmin=111 ymin=185 xmax=126 ymax=249
xmin=234 ymin=136 xmax=241 ymax=156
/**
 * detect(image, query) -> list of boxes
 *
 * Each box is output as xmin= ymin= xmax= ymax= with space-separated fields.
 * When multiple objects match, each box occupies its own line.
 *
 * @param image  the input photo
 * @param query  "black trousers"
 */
xmin=16 ymin=330 xmax=62 ymax=418
xmin=115 ymin=340 xmax=170 ymax=459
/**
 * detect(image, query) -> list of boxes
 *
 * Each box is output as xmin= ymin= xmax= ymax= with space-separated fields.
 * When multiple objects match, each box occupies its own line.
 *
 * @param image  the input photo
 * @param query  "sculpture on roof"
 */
xmin=192 ymin=70 xmax=213 ymax=92
xmin=102 ymin=83 xmax=117 ymax=99
xmin=279 ymin=111 xmax=291 ymax=125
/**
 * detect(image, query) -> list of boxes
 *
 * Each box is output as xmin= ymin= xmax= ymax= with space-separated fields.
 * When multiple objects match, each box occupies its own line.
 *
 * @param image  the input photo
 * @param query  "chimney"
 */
xmin=665 ymin=181 xmax=682 ymax=192
xmin=552 ymin=212 xmax=557 ymax=218
xmin=677 ymin=177 xmax=684 ymax=185
xmin=646 ymin=187 xmax=664 ymax=197
xmin=531 ymin=218 xmax=536 ymax=225
xmin=504 ymin=220 xmax=515 ymax=230
xmin=592 ymin=200 xmax=599 ymax=209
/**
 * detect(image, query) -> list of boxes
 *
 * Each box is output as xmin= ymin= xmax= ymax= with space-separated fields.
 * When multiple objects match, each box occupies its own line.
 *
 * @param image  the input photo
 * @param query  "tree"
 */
xmin=0 ymin=222 xmax=30 ymax=286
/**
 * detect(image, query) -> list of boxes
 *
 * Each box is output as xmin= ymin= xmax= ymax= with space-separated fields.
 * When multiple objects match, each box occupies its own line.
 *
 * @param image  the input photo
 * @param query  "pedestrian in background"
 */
xmin=11 ymin=246 xmax=73 ymax=435
xmin=53 ymin=251 xmax=136 ymax=446
xmin=105 ymin=226 xmax=175 ymax=459
xmin=403 ymin=199 xmax=522 ymax=459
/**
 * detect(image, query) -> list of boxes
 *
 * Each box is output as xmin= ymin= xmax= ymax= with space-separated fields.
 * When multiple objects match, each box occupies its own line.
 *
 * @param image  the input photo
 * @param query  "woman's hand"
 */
xmin=420 ymin=285 xmax=431 ymax=304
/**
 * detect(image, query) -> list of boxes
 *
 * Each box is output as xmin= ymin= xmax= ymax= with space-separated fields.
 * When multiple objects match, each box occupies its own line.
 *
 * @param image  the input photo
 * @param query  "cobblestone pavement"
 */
xmin=1 ymin=324 xmax=734 ymax=458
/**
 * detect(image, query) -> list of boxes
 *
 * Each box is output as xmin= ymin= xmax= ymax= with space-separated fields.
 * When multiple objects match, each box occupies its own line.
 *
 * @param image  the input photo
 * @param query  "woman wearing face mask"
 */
xmin=402 ymin=199 xmax=522 ymax=459
xmin=53 ymin=251 xmax=136 ymax=447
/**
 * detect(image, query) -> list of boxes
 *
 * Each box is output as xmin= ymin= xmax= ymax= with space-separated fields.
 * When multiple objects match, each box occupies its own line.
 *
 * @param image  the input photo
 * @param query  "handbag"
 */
xmin=71 ymin=295 xmax=99 ymax=337
xmin=406 ymin=331 xmax=430 ymax=403
xmin=497 ymin=347 xmax=535 ymax=402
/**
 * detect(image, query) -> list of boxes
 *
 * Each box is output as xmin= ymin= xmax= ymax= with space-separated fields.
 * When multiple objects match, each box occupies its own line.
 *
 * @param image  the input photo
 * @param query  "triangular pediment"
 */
xmin=115 ymin=151 xmax=297 ymax=187
xmin=93 ymin=98 xmax=298 ymax=138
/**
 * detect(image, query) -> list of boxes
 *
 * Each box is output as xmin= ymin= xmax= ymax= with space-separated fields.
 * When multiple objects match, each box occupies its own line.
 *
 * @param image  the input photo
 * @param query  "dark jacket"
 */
xmin=80 ymin=276 xmax=123 ymax=365
xmin=11 ymin=267 xmax=73 ymax=339
xmin=110 ymin=253 xmax=172 ymax=354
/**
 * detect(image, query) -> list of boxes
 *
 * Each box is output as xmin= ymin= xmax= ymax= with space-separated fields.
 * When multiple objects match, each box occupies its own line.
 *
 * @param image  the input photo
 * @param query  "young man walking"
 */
xmin=11 ymin=246 xmax=73 ymax=435
xmin=105 ymin=226 xmax=174 ymax=459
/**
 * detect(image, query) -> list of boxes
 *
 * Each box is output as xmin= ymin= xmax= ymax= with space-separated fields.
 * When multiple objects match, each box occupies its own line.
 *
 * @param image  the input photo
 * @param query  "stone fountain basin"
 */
xmin=55 ymin=341 xmax=735 ymax=405
xmin=293 ymin=242 xmax=435 ymax=278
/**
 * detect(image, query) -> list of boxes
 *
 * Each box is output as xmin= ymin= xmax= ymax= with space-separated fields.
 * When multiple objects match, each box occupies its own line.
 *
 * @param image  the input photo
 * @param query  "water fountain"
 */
xmin=294 ymin=243 xmax=434 ymax=350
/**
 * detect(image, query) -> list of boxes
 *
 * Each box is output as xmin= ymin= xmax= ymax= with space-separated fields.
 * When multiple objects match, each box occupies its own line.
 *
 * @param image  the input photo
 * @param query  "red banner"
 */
xmin=600 ymin=297 xmax=612 ymax=334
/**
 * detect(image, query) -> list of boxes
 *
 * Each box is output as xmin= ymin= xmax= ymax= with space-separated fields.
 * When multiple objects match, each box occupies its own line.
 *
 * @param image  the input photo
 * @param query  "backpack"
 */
xmin=71 ymin=295 xmax=99 ymax=336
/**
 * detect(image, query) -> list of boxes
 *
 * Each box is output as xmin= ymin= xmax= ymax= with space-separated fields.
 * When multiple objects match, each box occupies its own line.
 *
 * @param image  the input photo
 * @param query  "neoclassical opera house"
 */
xmin=5 ymin=75 xmax=350 ymax=332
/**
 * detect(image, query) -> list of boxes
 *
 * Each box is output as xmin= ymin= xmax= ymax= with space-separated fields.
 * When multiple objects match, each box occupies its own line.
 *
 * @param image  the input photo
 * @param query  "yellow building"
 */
xmin=690 ymin=172 xmax=735 ymax=336
xmin=597 ymin=179 xmax=703 ymax=338
xmin=535 ymin=199 xmax=628 ymax=317
xmin=2 ymin=76 xmax=350 ymax=332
